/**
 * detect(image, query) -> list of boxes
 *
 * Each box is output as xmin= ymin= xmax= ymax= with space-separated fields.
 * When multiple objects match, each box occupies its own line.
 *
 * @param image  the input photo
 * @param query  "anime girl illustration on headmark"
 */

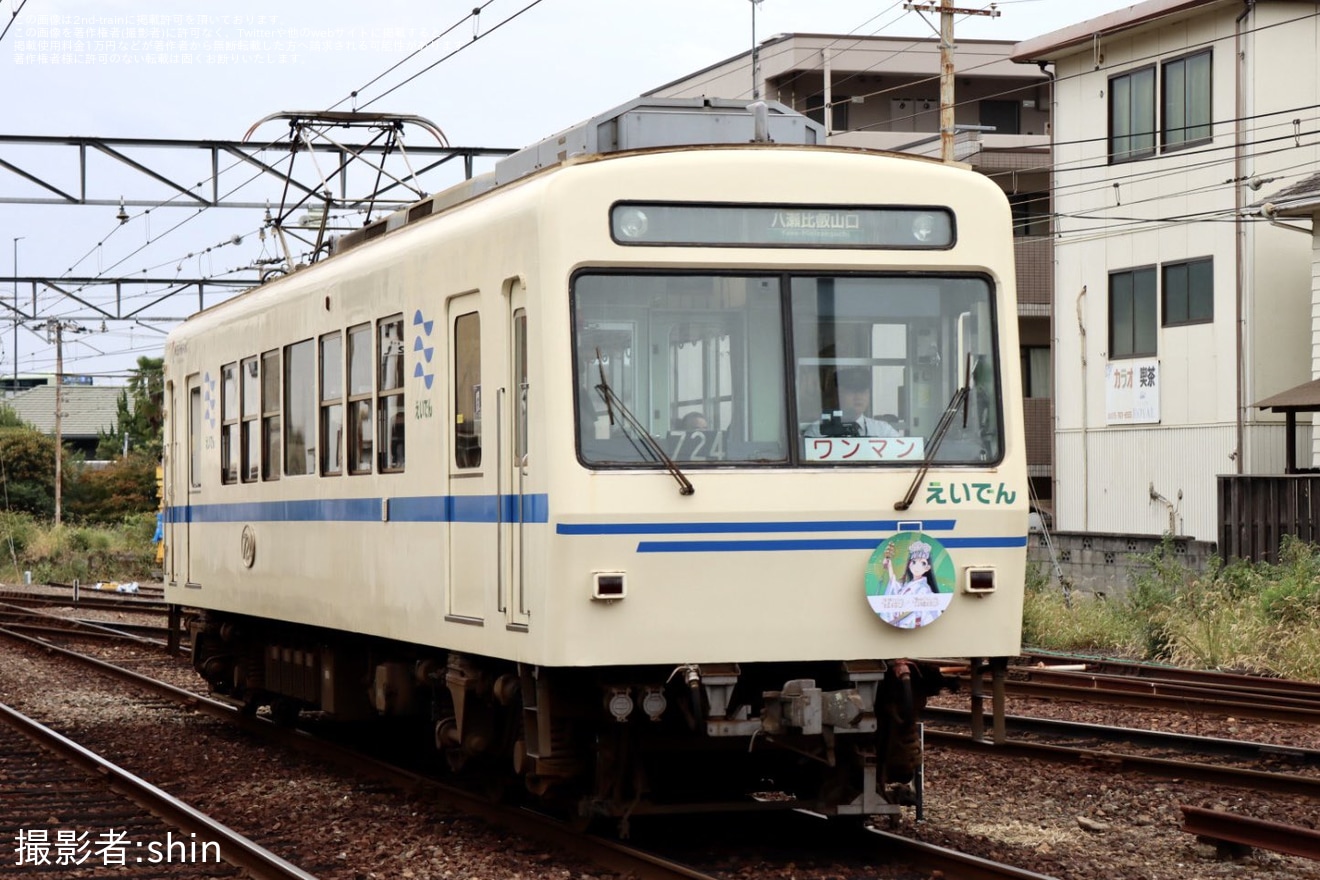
xmin=864 ymin=533 xmax=955 ymax=629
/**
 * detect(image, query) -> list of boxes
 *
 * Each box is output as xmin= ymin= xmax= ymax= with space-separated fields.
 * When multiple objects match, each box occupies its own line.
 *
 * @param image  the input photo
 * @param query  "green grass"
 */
xmin=1024 ymin=535 xmax=1320 ymax=681
xmin=0 ymin=512 xmax=158 ymax=585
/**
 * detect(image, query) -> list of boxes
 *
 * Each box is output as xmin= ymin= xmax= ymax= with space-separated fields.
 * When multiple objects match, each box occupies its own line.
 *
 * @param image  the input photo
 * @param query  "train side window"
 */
xmin=189 ymin=385 xmax=202 ymax=489
xmin=284 ymin=339 xmax=315 ymax=476
xmin=261 ymin=350 xmax=281 ymax=481
xmin=377 ymin=315 xmax=405 ymax=472
xmin=454 ymin=311 xmax=481 ymax=468
xmin=347 ymin=323 xmax=373 ymax=474
xmin=514 ymin=310 xmax=528 ymax=466
xmin=220 ymin=362 xmax=238 ymax=484
xmin=320 ymin=331 xmax=344 ymax=475
xmin=240 ymin=357 xmax=259 ymax=482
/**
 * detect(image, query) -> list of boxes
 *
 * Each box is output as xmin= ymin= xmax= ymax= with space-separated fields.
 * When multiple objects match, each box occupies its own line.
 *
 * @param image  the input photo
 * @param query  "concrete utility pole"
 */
xmin=749 ymin=0 xmax=764 ymax=100
xmin=38 ymin=319 xmax=86 ymax=526
xmin=905 ymin=1 xmax=1001 ymax=162
xmin=11 ymin=236 xmax=21 ymax=394
xmin=53 ymin=321 xmax=62 ymax=526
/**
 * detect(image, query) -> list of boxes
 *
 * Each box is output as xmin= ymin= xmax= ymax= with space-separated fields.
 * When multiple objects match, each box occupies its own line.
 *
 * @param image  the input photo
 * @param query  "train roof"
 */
xmin=329 ymin=97 xmax=826 ymax=258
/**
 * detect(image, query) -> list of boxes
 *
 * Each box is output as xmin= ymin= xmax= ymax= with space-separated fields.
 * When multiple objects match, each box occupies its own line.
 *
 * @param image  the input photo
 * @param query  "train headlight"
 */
xmin=592 ymin=571 xmax=627 ymax=601
xmin=911 ymin=212 xmax=937 ymax=243
xmin=615 ymin=207 xmax=649 ymax=239
xmin=964 ymin=567 xmax=997 ymax=593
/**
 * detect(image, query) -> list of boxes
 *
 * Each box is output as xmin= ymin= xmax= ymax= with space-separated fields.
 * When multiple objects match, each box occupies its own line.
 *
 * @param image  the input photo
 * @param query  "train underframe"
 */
xmin=188 ymin=611 xmax=978 ymax=829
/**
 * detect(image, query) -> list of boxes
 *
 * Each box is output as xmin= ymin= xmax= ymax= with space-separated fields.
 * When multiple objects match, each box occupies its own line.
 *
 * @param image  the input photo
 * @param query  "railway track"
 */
xmin=0 ymin=626 xmax=1066 ymax=880
xmin=16 ymin=622 xmax=1318 ymax=877
xmin=0 ymin=699 xmax=310 ymax=879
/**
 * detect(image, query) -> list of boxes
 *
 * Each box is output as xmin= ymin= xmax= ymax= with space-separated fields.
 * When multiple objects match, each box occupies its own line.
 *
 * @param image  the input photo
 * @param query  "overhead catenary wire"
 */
xmin=49 ymin=0 xmax=551 ymax=303
xmin=0 ymin=0 xmax=27 ymax=48
xmin=27 ymin=2 xmax=1320 ymax=375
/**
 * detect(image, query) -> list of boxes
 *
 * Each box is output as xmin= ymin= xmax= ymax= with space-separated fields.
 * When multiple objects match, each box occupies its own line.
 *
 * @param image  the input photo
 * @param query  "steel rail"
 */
xmin=0 ymin=627 xmax=725 ymax=880
xmin=0 ymin=591 xmax=171 ymax=614
xmin=1180 ymin=804 xmax=1320 ymax=861
xmin=866 ymin=826 xmax=1063 ymax=879
xmin=928 ymin=730 xmax=1320 ymax=797
xmin=1020 ymin=651 xmax=1320 ymax=700
xmin=0 ymin=699 xmax=319 ymax=880
xmin=924 ymin=706 xmax=1320 ymax=766
xmin=980 ymin=677 xmax=1320 ymax=725
xmin=1010 ymin=667 xmax=1320 ymax=711
xmin=0 ymin=602 xmax=168 ymax=646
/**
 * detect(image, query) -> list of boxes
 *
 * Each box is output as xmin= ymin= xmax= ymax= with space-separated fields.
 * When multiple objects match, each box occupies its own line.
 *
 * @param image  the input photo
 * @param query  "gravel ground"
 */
xmin=2 ymin=604 xmax=1319 ymax=879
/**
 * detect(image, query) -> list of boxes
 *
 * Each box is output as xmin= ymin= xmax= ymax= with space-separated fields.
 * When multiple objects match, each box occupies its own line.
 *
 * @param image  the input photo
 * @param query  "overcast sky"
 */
xmin=1 ymin=0 xmax=1134 ymax=380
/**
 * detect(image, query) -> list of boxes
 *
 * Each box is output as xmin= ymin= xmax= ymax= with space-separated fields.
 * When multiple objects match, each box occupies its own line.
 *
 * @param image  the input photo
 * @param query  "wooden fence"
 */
xmin=1217 ymin=474 xmax=1320 ymax=563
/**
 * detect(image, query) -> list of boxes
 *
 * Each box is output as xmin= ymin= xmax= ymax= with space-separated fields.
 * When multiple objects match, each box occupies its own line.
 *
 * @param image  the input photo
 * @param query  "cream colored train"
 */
xmin=163 ymin=99 xmax=1027 ymax=828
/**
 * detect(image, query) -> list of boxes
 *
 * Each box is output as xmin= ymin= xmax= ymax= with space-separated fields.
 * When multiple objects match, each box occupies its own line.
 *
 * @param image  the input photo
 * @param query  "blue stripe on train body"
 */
xmin=164 ymin=499 xmax=1024 ymax=551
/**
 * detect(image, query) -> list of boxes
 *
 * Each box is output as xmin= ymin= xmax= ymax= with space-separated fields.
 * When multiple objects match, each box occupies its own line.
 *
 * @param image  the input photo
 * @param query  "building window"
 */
xmin=220 ymin=362 xmax=238 ymax=484
xmin=979 ymin=99 xmax=1021 ymax=135
xmin=261 ymin=350 xmax=281 ymax=481
xmin=1109 ymin=66 xmax=1155 ymax=162
xmin=320 ymin=332 xmax=343 ymax=475
xmin=1109 ymin=267 xmax=1157 ymax=358
xmin=1009 ymin=193 xmax=1050 ymax=237
xmin=1163 ymin=51 xmax=1211 ymax=149
xmin=806 ymin=94 xmax=849 ymax=131
xmin=1021 ymin=346 xmax=1052 ymax=398
xmin=240 ymin=356 xmax=259 ymax=482
xmin=1163 ymin=258 xmax=1213 ymax=326
xmin=378 ymin=316 xmax=405 ymax=472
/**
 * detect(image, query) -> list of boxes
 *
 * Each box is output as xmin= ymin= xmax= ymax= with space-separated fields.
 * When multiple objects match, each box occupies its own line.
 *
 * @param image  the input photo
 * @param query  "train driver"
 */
xmin=805 ymin=367 xmax=900 ymax=438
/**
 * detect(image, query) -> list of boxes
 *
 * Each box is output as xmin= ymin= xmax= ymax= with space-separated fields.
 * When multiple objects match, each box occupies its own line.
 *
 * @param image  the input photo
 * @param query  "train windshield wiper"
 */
xmin=894 ymin=353 xmax=974 ymax=512
xmin=595 ymin=352 xmax=694 ymax=496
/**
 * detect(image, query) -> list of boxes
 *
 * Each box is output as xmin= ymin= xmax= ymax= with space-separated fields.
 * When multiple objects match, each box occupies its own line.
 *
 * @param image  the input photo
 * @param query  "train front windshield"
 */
xmin=573 ymin=272 xmax=1002 ymax=467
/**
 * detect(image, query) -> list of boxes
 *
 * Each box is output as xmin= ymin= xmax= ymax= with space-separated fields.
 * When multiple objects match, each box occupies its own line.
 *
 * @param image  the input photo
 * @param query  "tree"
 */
xmin=0 ymin=403 xmax=26 ymax=428
xmin=0 ymin=426 xmax=60 ymax=518
xmin=96 ymin=356 xmax=164 ymax=460
xmin=65 ymin=451 xmax=158 ymax=522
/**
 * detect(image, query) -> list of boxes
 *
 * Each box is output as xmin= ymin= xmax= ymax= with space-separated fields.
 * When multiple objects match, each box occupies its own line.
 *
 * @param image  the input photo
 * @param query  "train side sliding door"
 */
xmin=171 ymin=374 xmax=201 ymax=587
xmin=503 ymin=279 xmax=531 ymax=630
xmin=446 ymin=293 xmax=494 ymax=623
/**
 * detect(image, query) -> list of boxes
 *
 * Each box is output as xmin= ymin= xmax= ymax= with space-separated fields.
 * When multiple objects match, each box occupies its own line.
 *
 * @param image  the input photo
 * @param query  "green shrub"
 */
xmin=1257 ymin=535 xmax=1320 ymax=625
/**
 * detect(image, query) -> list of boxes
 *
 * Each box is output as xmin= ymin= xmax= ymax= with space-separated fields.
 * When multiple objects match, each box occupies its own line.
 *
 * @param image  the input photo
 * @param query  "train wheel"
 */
xmin=270 ymin=699 xmax=301 ymax=727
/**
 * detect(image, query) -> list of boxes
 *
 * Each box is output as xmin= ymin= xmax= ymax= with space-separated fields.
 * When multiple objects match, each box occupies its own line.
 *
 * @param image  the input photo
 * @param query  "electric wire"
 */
xmin=0 ymin=0 xmax=27 ymax=48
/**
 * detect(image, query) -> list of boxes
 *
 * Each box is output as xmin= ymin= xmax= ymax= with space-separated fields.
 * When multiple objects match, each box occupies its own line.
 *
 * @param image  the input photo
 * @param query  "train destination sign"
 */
xmin=611 ymin=203 xmax=954 ymax=248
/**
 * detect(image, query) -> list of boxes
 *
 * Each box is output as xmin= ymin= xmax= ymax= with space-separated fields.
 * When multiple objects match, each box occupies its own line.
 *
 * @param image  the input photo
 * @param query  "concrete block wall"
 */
xmin=1026 ymin=531 xmax=1217 ymax=598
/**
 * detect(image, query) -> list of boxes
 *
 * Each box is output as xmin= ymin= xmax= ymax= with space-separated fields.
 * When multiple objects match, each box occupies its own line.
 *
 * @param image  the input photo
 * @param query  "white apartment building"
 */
xmin=1012 ymin=0 xmax=1320 ymax=541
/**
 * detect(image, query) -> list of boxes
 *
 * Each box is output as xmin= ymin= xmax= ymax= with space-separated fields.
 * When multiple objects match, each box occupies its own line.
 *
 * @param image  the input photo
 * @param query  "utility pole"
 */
xmin=905 ymin=1 xmax=1001 ymax=162
xmin=53 ymin=321 xmax=62 ymax=526
xmin=37 ymin=319 xmax=86 ymax=526
xmin=755 ymin=0 xmax=765 ymax=100
xmin=11 ymin=236 xmax=21 ymax=395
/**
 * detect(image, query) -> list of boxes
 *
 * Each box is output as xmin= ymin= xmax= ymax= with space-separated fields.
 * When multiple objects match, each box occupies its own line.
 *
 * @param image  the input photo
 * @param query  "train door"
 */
xmin=502 ymin=280 xmax=532 ymax=629
xmin=445 ymin=293 xmax=492 ymax=623
xmin=165 ymin=379 xmax=178 ymax=585
xmin=179 ymin=374 xmax=201 ymax=587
